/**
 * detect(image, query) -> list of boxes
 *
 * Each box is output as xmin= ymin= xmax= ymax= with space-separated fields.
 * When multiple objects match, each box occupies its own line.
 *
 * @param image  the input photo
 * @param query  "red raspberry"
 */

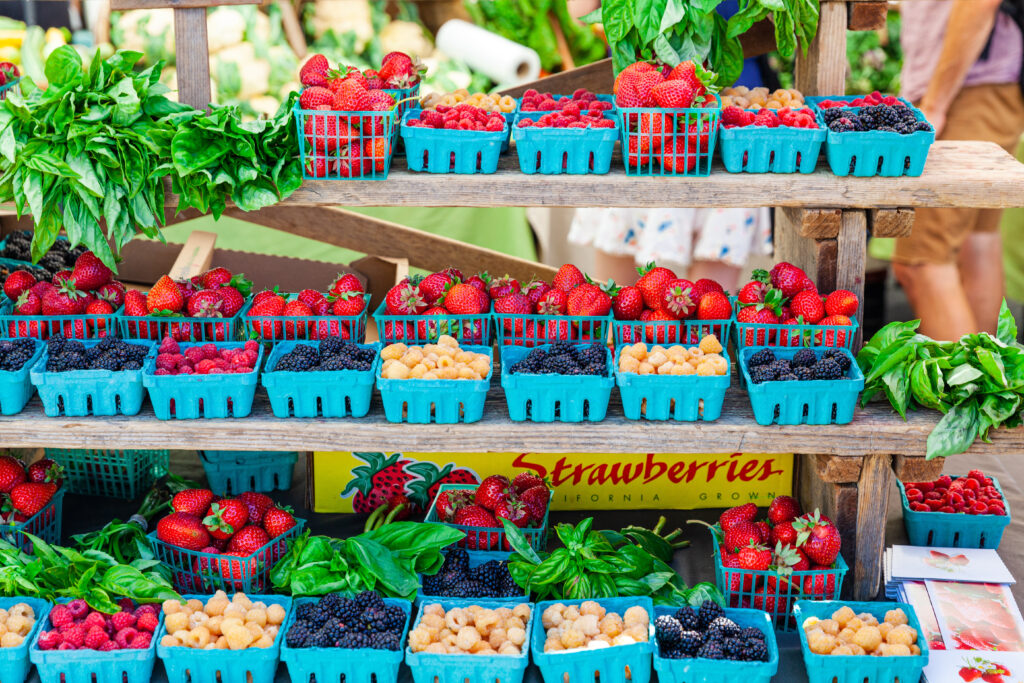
xmin=517 ymin=119 xmax=533 ymax=128
xmin=49 ymin=605 xmax=73 ymax=629
xmin=925 ymin=491 xmax=942 ymax=500
xmin=57 ymin=643 xmax=75 ymax=651
xmin=114 ymin=627 xmax=138 ymax=649
xmin=752 ymin=113 xmax=778 ymax=128
xmin=904 ymin=488 xmax=923 ymax=502
xmin=949 ymin=492 xmax=964 ymax=507
xmin=594 ymin=118 xmax=616 ymax=128
xmin=135 ymin=612 xmax=159 ymax=633
xmin=37 ymin=631 xmax=62 ymax=650
xmin=909 ymin=503 xmax=930 ymax=512
xmin=84 ymin=626 xmax=110 ymax=650
xmin=988 ymin=503 xmax=1006 ymax=515
xmin=915 ymin=481 xmax=934 ymax=492
xmin=964 ymin=488 xmax=977 ymax=501
xmin=63 ymin=625 xmax=86 ymax=648
xmin=936 ymin=475 xmax=952 ymax=488
xmin=972 ymin=501 xmax=989 ymax=514
xmin=485 ymin=117 xmax=504 ymax=132
xmin=938 ymin=505 xmax=955 ymax=513
xmin=962 ymin=477 xmax=979 ymax=491
xmin=560 ymin=102 xmax=580 ymax=117
xmin=926 ymin=499 xmax=944 ymax=510
xmin=567 ymin=122 xmax=587 ymax=128
xmin=130 ymin=632 xmax=153 ymax=650
xmin=553 ymin=116 xmax=575 ymax=128
xmin=110 ymin=611 xmax=136 ymax=631
xmin=985 ymin=486 xmax=1001 ymax=499
xmin=66 ymin=599 xmax=89 ymax=619
xmin=83 ymin=612 xmax=106 ymax=631
xmin=99 ymin=641 xmax=119 ymax=652
xmin=243 ymin=340 xmax=259 ymax=355
xmin=538 ymin=99 xmax=558 ymax=111
xmin=721 ymin=105 xmax=746 ymax=127
xmin=195 ymin=359 xmax=216 ymax=375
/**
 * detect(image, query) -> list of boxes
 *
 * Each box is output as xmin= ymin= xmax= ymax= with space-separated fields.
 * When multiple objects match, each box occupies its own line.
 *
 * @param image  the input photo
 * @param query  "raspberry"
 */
xmin=37 ymin=631 xmax=62 ymax=650
xmin=63 ymin=625 xmax=86 ymax=648
xmin=136 ymin=612 xmax=159 ymax=633
xmin=916 ymin=481 xmax=934 ymax=492
xmin=910 ymin=503 xmax=930 ymax=512
xmin=66 ymin=599 xmax=89 ymax=619
xmin=988 ymin=503 xmax=1006 ymax=515
xmin=753 ymin=113 xmax=778 ymax=128
xmin=49 ymin=605 xmax=73 ymax=629
xmin=904 ymin=488 xmax=923 ymax=502
xmin=114 ymin=627 xmax=138 ymax=649
xmin=99 ymin=641 xmax=119 ymax=652
xmin=925 ymin=491 xmax=942 ymax=500
xmin=485 ymin=117 xmax=504 ymax=132
xmin=939 ymin=505 xmax=955 ymax=513
xmin=244 ymin=340 xmax=259 ymax=355
xmin=110 ymin=611 xmax=136 ymax=631
xmin=84 ymin=627 xmax=109 ymax=650
xmin=721 ymin=105 xmax=745 ymax=126
xmin=949 ymin=492 xmax=964 ymax=507
xmin=517 ymin=119 xmax=533 ymax=128
xmin=130 ymin=632 xmax=152 ymax=650
xmin=985 ymin=486 xmax=1001 ymax=499
xmin=972 ymin=502 xmax=989 ymax=514
xmin=57 ymin=643 xmax=75 ymax=651
xmin=926 ymin=499 xmax=944 ymax=510
xmin=936 ymin=475 xmax=952 ymax=488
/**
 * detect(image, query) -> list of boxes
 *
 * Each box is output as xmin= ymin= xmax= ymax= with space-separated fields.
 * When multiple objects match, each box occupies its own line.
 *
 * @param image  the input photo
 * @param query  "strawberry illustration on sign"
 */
xmin=405 ymin=461 xmax=481 ymax=510
xmin=340 ymin=452 xmax=415 ymax=514
xmin=924 ymin=550 xmax=971 ymax=572
xmin=957 ymin=656 xmax=1010 ymax=683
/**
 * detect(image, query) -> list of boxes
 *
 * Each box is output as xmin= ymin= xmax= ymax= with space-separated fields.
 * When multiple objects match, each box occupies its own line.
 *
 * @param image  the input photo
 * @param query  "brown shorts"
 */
xmin=892 ymin=83 xmax=1024 ymax=265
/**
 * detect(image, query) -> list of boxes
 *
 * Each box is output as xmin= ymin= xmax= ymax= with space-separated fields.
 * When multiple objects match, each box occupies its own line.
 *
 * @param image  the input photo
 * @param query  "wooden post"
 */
xmin=854 ymin=453 xmax=892 ymax=599
xmin=796 ymin=1 xmax=848 ymax=96
xmin=173 ymin=8 xmax=212 ymax=109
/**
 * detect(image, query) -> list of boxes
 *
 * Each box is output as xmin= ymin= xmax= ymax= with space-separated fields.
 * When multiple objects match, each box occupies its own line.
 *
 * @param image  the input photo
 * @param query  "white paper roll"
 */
xmin=436 ymin=19 xmax=542 ymax=86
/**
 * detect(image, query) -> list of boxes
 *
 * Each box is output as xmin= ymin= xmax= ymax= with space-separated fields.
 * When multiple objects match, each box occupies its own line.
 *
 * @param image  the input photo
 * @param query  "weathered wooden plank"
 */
xmin=774 ymin=207 xmax=839 ymax=292
xmin=798 ymin=458 xmax=858 ymax=598
xmin=172 ymin=8 xmax=212 ymax=108
xmin=796 ymin=1 xmax=847 ymax=96
xmin=222 ymin=205 xmax=557 ymax=283
xmin=869 ymin=208 xmax=915 ymax=237
xmin=780 ymin=207 xmax=843 ymax=238
xmin=848 ymin=1 xmax=888 ymax=30
xmin=813 ymin=454 xmax=863 ymax=483
xmin=193 ymin=143 xmax=1024 ymax=209
xmin=892 ymin=455 xmax=945 ymax=483
xmin=836 ymin=211 xmax=868 ymax=347
xmin=853 ymin=453 xmax=891 ymax=599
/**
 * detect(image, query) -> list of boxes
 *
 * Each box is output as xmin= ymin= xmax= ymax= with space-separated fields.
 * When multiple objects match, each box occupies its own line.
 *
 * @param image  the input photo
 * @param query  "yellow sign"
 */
xmin=312 ymin=451 xmax=793 ymax=513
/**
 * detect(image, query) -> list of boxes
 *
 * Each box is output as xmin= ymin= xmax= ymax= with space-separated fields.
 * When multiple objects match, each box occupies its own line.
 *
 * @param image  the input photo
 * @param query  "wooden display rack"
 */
xmin=17 ymin=0 xmax=1024 ymax=602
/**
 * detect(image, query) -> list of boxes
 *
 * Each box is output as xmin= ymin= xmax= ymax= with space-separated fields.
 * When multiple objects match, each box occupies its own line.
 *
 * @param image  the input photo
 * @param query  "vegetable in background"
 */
xmin=857 ymin=301 xmax=1024 ymax=459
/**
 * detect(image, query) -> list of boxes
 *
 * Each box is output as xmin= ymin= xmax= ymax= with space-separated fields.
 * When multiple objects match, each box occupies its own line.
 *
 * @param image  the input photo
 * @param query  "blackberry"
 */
xmin=285 ymin=622 xmax=313 ymax=648
xmin=894 ymin=122 xmax=915 ymax=135
xmin=697 ymin=601 xmax=725 ymax=630
xmin=295 ymin=603 xmax=316 ymax=622
xmin=793 ymin=366 xmax=815 ymax=381
xmin=875 ymin=126 xmax=897 ymax=133
xmin=354 ymin=590 xmax=384 ymax=612
xmin=444 ymin=548 xmax=471 ymax=574
xmin=791 ymin=349 xmax=817 ymax=368
xmin=813 ymin=358 xmax=843 ymax=380
xmin=776 ymin=372 xmax=797 ymax=381
xmin=308 ymin=604 xmax=331 ymax=628
xmin=828 ymin=119 xmax=856 ymax=133
xmin=723 ymin=637 xmax=746 ymax=660
xmin=660 ymin=646 xmax=684 ymax=659
xmin=914 ymin=121 xmax=933 ymax=132
xmin=749 ymin=365 xmax=774 ymax=384
xmin=821 ymin=108 xmax=844 ymax=124
xmin=739 ymin=627 xmax=764 ymax=641
xmin=707 ymin=617 xmax=740 ymax=641
xmin=334 ymin=597 xmax=361 ymax=625
xmin=583 ymin=362 xmax=606 ymax=376
xmin=748 ymin=349 xmax=775 ymax=367
xmin=372 ymin=631 xmax=402 ymax=651
xmin=542 ymin=353 xmax=575 ymax=374
xmin=767 ymin=359 xmax=791 ymax=377
xmin=745 ymin=637 xmax=770 ymax=662
xmin=672 ymin=606 xmax=700 ymax=632
xmin=696 ymin=641 xmax=725 ymax=660
xmin=309 ymin=629 xmax=334 ymax=648
xmin=338 ymin=631 xmax=372 ymax=649
xmin=655 ymin=616 xmax=683 ymax=646
xmin=865 ymin=104 xmax=900 ymax=128
xmin=823 ymin=349 xmax=851 ymax=372
xmin=677 ymin=630 xmax=702 ymax=656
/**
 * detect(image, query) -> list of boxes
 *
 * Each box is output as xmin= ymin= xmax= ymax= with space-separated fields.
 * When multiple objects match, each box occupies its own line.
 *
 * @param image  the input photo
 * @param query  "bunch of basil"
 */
xmin=726 ymin=0 xmax=820 ymax=62
xmin=502 ymin=518 xmax=723 ymax=606
xmin=270 ymin=523 xmax=464 ymax=599
xmin=857 ymin=301 xmax=1024 ymax=459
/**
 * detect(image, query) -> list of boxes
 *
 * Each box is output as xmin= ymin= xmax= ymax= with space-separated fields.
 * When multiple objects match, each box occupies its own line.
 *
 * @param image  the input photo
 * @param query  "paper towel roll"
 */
xmin=436 ymin=19 xmax=541 ymax=85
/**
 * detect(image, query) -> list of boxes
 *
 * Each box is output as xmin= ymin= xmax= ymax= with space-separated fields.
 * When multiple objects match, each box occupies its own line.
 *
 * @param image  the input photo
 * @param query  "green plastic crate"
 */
xmin=44 ymin=449 xmax=169 ymax=499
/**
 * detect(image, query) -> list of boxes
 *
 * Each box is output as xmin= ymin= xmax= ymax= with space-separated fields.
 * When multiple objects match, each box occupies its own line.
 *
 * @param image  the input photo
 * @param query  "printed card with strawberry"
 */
xmin=892 ymin=546 xmax=1014 ymax=584
xmin=927 ymin=581 xmax=1024 ymax=652
xmin=923 ymin=651 xmax=1024 ymax=683
xmin=903 ymin=580 xmax=947 ymax=651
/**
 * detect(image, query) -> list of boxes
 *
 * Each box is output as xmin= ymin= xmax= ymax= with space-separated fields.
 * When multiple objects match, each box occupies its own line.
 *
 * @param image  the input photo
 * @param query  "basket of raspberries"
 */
xmin=501 ymin=342 xmax=614 ymax=423
xmin=0 ymin=338 xmax=44 ymax=415
xmin=898 ymin=470 xmax=1010 ymax=549
xmin=402 ymin=105 xmax=508 ymax=174
xmin=718 ymin=102 xmax=825 ymax=174
xmin=513 ymin=89 xmax=618 ymax=175
xmin=653 ymin=601 xmax=778 ymax=683
xmin=425 ymin=473 xmax=551 ymax=552
xmin=262 ymin=339 xmax=379 ymax=418
xmin=419 ymin=548 xmax=527 ymax=602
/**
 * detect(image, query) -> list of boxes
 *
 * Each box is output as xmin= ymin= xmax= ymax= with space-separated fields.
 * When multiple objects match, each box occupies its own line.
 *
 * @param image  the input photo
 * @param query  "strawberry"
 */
xmin=769 ymin=262 xmax=811 ymax=298
xmin=767 ymin=495 xmax=801 ymax=525
xmin=198 ymin=267 xmax=231 ymax=290
xmin=262 ymin=506 xmax=297 ymax=538
xmin=172 ymin=489 xmax=215 ymax=517
xmin=363 ymin=137 xmax=390 ymax=172
xmin=613 ymin=62 xmax=656 ymax=94
xmin=638 ymin=112 xmax=666 ymax=152
xmin=719 ymin=502 xmax=757 ymax=530
xmin=511 ymin=472 xmax=546 ymax=493
xmin=331 ymin=291 xmax=365 ymax=317
xmin=11 ymin=481 xmax=57 ymax=515
xmin=97 ymin=282 xmax=126 ymax=309
xmin=13 ymin=290 xmax=40 ymax=315
xmin=566 ymin=282 xmax=611 ymax=316
xmin=69 ymin=252 xmax=111 ymax=291
xmin=186 ymin=290 xmax=223 ymax=317
xmin=519 ymin=485 xmax=550 ymax=521
xmin=494 ymin=293 xmax=531 ymax=316
xmin=737 ymin=542 xmax=771 ymax=571
xmin=523 ymin=280 xmax=552 ymax=309
xmin=661 ymin=136 xmax=698 ymax=173
xmin=666 ymin=61 xmax=707 ymax=102
xmin=615 ymin=70 xmax=663 ymax=108
xmin=643 ymin=309 xmax=679 ymax=344
xmin=789 ymin=290 xmax=824 ymax=324
xmin=825 ymin=289 xmax=859 ymax=317
xmin=379 ymin=51 xmax=423 ymax=88
xmin=215 ymin=551 xmax=257 ymax=591
xmin=123 ymin=290 xmax=148 ymax=317
xmin=26 ymin=459 xmax=63 ymax=487
xmin=815 ymin=315 xmax=852 ymax=347
xmin=419 ymin=273 xmax=455 ymax=306
xmin=332 ymin=79 xmax=371 ymax=112
xmin=0 ymin=456 xmax=25 ymax=493
xmin=651 ymin=80 xmax=697 ymax=108
xmin=300 ymin=54 xmax=330 ymax=87
xmin=493 ymin=496 xmax=531 ymax=528
xmin=216 ymin=287 xmax=245 ymax=317
xmin=696 ymin=291 xmax=731 ymax=321
xmin=385 ymin=282 xmax=427 ymax=315
xmin=329 ymin=273 xmax=364 ymax=297
xmin=226 ymin=525 xmax=270 ymax=554
xmin=551 ymin=264 xmax=585 ymax=293
xmin=488 ymin=275 xmax=520 ymax=300
xmin=537 ymin=288 xmax=568 ymax=315
xmin=365 ymin=90 xmax=396 ymax=111
xmin=146 ymin=276 xmax=184 ymax=314
xmin=691 ymin=278 xmax=724 ymax=300
xmin=612 ymin=286 xmax=644 ymax=320
xmin=722 ymin=520 xmax=762 ymax=554
xmin=434 ymin=488 xmax=473 ymax=522
xmin=660 ymin=279 xmax=697 ymax=319
xmin=752 ymin=578 xmax=790 ymax=616
xmin=737 ymin=305 xmax=781 ymax=345
xmin=738 ymin=279 xmax=769 ymax=304
xmin=202 ymin=499 xmax=249 ymax=540
xmin=453 ymin=505 xmax=500 ymax=549
xmin=475 ymin=475 xmax=512 ymax=511
xmin=802 ymin=570 xmax=837 ymax=598
xmin=960 ymin=670 xmax=983 ymax=682
xmin=793 ymin=510 xmax=841 ymax=565
xmin=340 ymin=452 xmax=414 ymax=514
xmin=635 ymin=262 xmax=677 ymax=309
xmin=3 ymin=270 xmax=36 ymax=300
xmin=441 ymin=283 xmax=488 ymax=315
xmin=299 ymin=86 xmax=334 ymax=110
xmin=42 ymin=281 xmax=86 ymax=315
xmin=52 ymin=270 xmax=72 ymax=286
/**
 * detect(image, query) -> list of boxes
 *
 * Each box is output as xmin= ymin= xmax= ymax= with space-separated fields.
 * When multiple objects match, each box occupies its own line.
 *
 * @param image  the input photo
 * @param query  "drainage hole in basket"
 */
xmin=343 ymin=395 xmax=351 ymax=414
xmin=953 ymin=531 xmax=960 ymax=546
xmin=849 ymin=157 xmax=857 ymax=174
xmin=561 ymin=151 xmax=569 ymax=170
xmin=525 ymin=399 xmax=533 ymax=417
xmin=831 ymin=404 xmax=838 ymax=421
xmin=57 ymin=395 xmax=65 ymax=413
xmin=802 ymin=403 xmax=810 ymax=418
xmin=877 ymin=157 xmax=886 ymax=174
xmin=773 ymin=404 xmax=780 ymax=420
xmin=287 ymin=397 xmax=296 ymax=416
xmin=475 ymin=151 xmax=483 ymax=171
xmin=796 ymin=151 xmax=802 ymax=166
xmin=115 ymin=393 xmax=121 ymax=412
xmin=582 ymin=399 xmax=590 ymax=418
xmin=904 ymin=156 xmax=912 ymax=171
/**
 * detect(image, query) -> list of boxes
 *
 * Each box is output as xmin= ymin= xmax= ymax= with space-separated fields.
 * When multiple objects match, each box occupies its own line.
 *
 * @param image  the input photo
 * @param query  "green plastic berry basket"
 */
xmin=898 ymin=476 xmax=1011 ymax=549
xmin=44 ymin=448 xmax=169 ymax=499
xmin=710 ymin=531 xmax=848 ymax=632
xmin=0 ymin=301 xmax=120 ymax=340
xmin=653 ymin=606 xmax=778 ymax=683
xmin=500 ymin=343 xmax=614 ymax=422
xmin=294 ymin=104 xmax=396 ymax=180
xmin=372 ymin=301 xmax=493 ymax=345
xmin=416 ymin=550 xmax=528 ymax=605
xmin=401 ymin=111 xmax=507 ymax=174
xmin=281 ymin=596 xmax=410 ymax=683
xmin=0 ymin=339 xmax=43 ymax=415
xmin=732 ymin=299 xmax=859 ymax=350
xmin=147 ymin=520 xmax=304 ymax=593
xmin=0 ymin=597 xmax=49 ymax=683
xmin=261 ymin=341 xmax=380 ymax=418
xmin=377 ymin=345 xmax=492 ymax=424
xmin=793 ymin=600 xmax=929 ymax=683
xmin=493 ymin=306 xmax=611 ymax=347
xmin=615 ymin=345 xmax=731 ymax=421
xmin=198 ymin=451 xmax=298 ymax=496
xmin=425 ymin=484 xmax=549 ymax=552
xmin=613 ymin=317 xmax=732 ymax=347
xmin=533 ymin=597 xmax=654 ymax=683
xmin=407 ymin=598 xmax=534 ymax=683
xmin=242 ymin=294 xmax=369 ymax=344
xmin=618 ymin=96 xmax=721 ymax=177
xmin=157 ymin=594 xmax=291 ymax=683
xmin=384 ymin=83 xmax=421 ymax=122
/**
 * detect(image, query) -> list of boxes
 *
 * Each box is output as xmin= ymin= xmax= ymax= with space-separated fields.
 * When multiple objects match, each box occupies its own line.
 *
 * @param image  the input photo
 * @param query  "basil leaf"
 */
xmin=636 ymin=0 xmax=669 ymax=44
xmin=44 ymin=46 xmax=82 ymax=87
xmin=947 ymin=364 xmax=984 ymax=386
xmin=927 ymin=401 xmax=981 ymax=459
xmin=997 ymin=300 xmax=1018 ymax=344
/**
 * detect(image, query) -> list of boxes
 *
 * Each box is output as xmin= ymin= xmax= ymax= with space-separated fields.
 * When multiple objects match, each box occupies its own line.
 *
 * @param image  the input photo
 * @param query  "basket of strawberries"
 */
xmin=0 ymin=454 xmax=65 ymax=552
xmin=243 ymin=273 xmax=370 ymax=343
xmin=372 ymin=268 xmax=493 ymax=345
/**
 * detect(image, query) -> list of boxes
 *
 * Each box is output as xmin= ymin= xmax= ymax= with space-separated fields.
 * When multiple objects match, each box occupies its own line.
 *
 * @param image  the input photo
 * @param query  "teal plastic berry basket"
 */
xmin=0 ymin=339 xmax=42 ymax=415
xmin=0 ymin=487 xmax=63 ymax=552
xmin=377 ymin=345 xmax=492 ymax=424
xmin=653 ymin=606 xmax=778 ymax=683
xmin=372 ymin=301 xmax=492 ymax=345
xmin=719 ymin=117 xmax=825 ymax=174
xmin=261 ymin=341 xmax=379 ymax=418
xmin=710 ymin=532 xmax=848 ymax=632
xmin=425 ymin=484 xmax=549 ymax=552
xmin=44 ymin=448 xmax=169 ymax=499
xmin=500 ymin=344 xmax=614 ymax=422
xmin=417 ymin=550 xmax=528 ymax=604
xmin=533 ymin=597 xmax=654 ymax=683
xmin=794 ymin=600 xmax=929 ymax=683
xmin=294 ymin=105 xmax=396 ymax=180
xmin=198 ymin=451 xmax=298 ymax=496
xmin=142 ymin=342 xmax=264 ymax=419
xmin=281 ymin=596 xmax=410 ymax=683
xmin=401 ymin=111 xmax=507 ymax=174
xmin=0 ymin=597 xmax=49 ymax=683
xmin=618 ymin=97 xmax=721 ymax=177
xmin=493 ymin=308 xmax=611 ymax=347
xmin=148 ymin=521 xmax=303 ymax=593
xmin=616 ymin=345 xmax=730 ymax=421
xmin=158 ymin=594 xmax=291 ymax=683
xmin=613 ymin=317 xmax=732 ymax=347
xmin=29 ymin=340 xmax=156 ymax=417
xmin=119 ymin=306 xmax=245 ymax=343
xmin=806 ymin=96 xmax=935 ymax=177
xmin=0 ymin=301 xmax=120 ymax=340
xmin=242 ymin=294 xmax=370 ymax=343
xmin=407 ymin=598 xmax=534 ymax=683
xmin=30 ymin=599 xmax=161 ymax=683
xmin=740 ymin=346 xmax=864 ymax=426
xmin=733 ymin=299 xmax=858 ymax=350
xmin=512 ymin=117 xmax=618 ymax=175
xmin=383 ymin=83 xmax=421 ymax=121
xmin=898 ymin=476 xmax=1011 ymax=549
xmin=0 ymin=78 xmax=19 ymax=101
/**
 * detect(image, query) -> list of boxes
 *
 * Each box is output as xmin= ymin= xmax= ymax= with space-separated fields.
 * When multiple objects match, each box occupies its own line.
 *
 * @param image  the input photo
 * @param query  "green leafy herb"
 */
xmin=857 ymin=300 xmax=1024 ymax=458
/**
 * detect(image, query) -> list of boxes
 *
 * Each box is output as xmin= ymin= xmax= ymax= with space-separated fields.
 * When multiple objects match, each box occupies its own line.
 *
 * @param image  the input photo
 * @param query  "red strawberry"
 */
xmin=697 ymin=291 xmax=731 ymax=320
xmin=512 ymin=472 xmax=546 ymax=493
xmin=566 ymin=282 xmax=612 ymax=316
xmin=441 ymin=283 xmax=488 ymax=315
xmin=202 ymin=500 xmax=249 ymax=540
xmin=802 ymin=570 xmax=838 ymax=598
xmin=643 ymin=309 xmax=680 ymax=344
xmin=340 ymin=452 xmax=415 ymax=514
xmin=737 ymin=305 xmax=781 ymax=345
xmin=13 ymin=290 xmax=40 ymax=315
xmin=186 ymin=290 xmax=223 ymax=317
xmin=738 ymin=279 xmax=769 ymax=304
xmin=552 ymin=264 xmax=586 ymax=292
xmin=69 ymin=252 xmax=111 ymax=291
xmin=815 ymin=315 xmax=853 ymax=347
xmin=960 ymin=669 xmax=983 ymax=682
xmin=453 ymin=505 xmax=500 ymax=549
xmin=300 ymin=54 xmax=330 ymax=87
xmin=737 ymin=542 xmax=771 ymax=571
xmin=379 ymin=51 xmax=423 ymax=88
xmin=612 ymin=286 xmax=644 ymax=320
xmin=96 ymin=282 xmax=126 ymax=309
xmin=332 ymin=79 xmax=371 ymax=112
xmin=523 ymin=280 xmax=551 ymax=309
xmin=519 ymin=485 xmax=550 ymax=521
xmin=0 ymin=456 xmax=25 ymax=493
xmin=123 ymin=290 xmax=148 ymax=316
xmin=9 ymin=481 xmax=54 ymax=515
xmin=329 ymin=273 xmax=364 ymax=297
xmin=794 ymin=510 xmax=841 ymax=565
xmin=234 ymin=491 xmax=274 ymax=525
xmin=226 ymin=525 xmax=270 ymax=554
xmin=768 ymin=496 xmax=801 ymax=525
xmin=661 ymin=136 xmax=699 ymax=173
xmin=146 ymin=276 xmax=184 ymax=314
xmin=419 ymin=273 xmax=455 ymax=306
xmin=754 ymin=520 xmax=771 ymax=544
xmin=635 ymin=262 xmax=677 ymax=310
xmin=475 ymin=475 xmax=512 ymax=511
xmin=262 ymin=506 xmax=297 ymax=538
xmin=769 ymin=262 xmax=811 ymax=298
xmin=651 ymin=79 xmax=697 ymax=108
xmin=494 ymin=497 xmax=531 ymax=528
xmin=26 ymin=459 xmax=63 ymax=487
xmin=199 ymin=267 xmax=234 ymax=290
xmin=723 ymin=520 xmax=762 ymax=554
xmin=494 ymin=293 xmax=532 ymax=316
xmin=385 ymin=282 xmax=427 ymax=315
xmin=3 ymin=270 xmax=36 ymax=300
xmin=537 ymin=289 xmax=568 ymax=315
xmin=299 ymin=86 xmax=334 ymax=110
xmin=660 ymin=279 xmax=697 ymax=319
xmin=691 ymin=278 xmax=724 ymax=300
xmin=488 ymin=275 xmax=520 ymax=300
xmin=465 ymin=273 xmax=490 ymax=292
xmin=172 ymin=489 xmax=215 ymax=517
xmin=434 ymin=488 xmax=473 ymax=522
xmin=217 ymin=287 xmax=245 ymax=317
xmin=156 ymin=512 xmax=211 ymax=551
xmin=42 ymin=281 xmax=86 ymax=315
xmin=825 ymin=289 xmax=859 ymax=317
xmin=332 ymin=291 xmax=365 ymax=317
xmin=789 ymin=290 xmax=825 ymax=324
xmin=720 ymin=502 xmax=757 ymax=530
xmin=216 ymin=551 xmax=257 ymax=591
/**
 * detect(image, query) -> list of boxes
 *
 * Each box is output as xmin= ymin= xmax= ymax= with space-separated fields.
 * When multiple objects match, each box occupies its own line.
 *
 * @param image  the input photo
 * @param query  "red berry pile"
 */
xmin=817 ymin=91 xmax=903 ymax=108
xmin=519 ymin=88 xmax=614 ymax=113
xmin=439 ymin=473 xmax=551 ymax=550
xmin=721 ymin=106 xmax=819 ymax=129
xmin=245 ymin=273 xmax=366 ymax=341
xmin=405 ymin=105 xmax=506 ymax=132
xmin=152 ymin=338 xmax=260 ymax=376
xmin=905 ymin=471 xmax=1006 ymax=515
xmin=516 ymin=104 xmax=616 ymax=129
xmin=36 ymin=599 xmax=158 ymax=652
xmin=381 ymin=266 xmax=493 ymax=343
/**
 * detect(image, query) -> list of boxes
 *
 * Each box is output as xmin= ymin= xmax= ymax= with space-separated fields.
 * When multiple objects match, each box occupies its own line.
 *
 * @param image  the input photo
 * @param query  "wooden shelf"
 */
xmin=161 ymin=142 xmax=1024 ymax=210
xmin=0 ymin=382 xmax=1017 ymax=456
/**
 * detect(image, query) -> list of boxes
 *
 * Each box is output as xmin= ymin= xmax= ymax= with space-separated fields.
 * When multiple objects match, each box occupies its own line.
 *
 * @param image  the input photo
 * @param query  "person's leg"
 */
xmin=893 ymin=260 xmax=977 ymax=340
xmin=593 ymin=251 xmax=640 ymax=285
xmin=688 ymin=261 xmax=743 ymax=292
xmin=958 ymin=224 xmax=1005 ymax=334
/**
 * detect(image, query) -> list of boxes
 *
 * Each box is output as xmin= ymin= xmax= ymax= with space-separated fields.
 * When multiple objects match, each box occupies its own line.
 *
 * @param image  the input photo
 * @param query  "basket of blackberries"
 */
xmin=0 ymin=338 xmax=43 ymax=414
xmin=740 ymin=346 xmax=864 ymax=426
xmin=500 ymin=342 xmax=614 ymax=422
xmin=261 ymin=339 xmax=379 ymax=418
xmin=418 ymin=548 xmax=528 ymax=603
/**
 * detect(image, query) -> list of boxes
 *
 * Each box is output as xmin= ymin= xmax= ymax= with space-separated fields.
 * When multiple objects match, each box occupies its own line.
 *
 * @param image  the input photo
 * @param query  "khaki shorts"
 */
xmin=892 ymin=83 xmax=1024 ymax=265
